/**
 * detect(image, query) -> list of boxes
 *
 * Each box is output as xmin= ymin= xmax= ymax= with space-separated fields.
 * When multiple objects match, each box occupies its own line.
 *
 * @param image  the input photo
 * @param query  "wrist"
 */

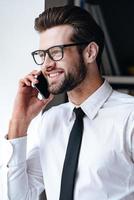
xmin=8 ymin=118 xmax=29 ymax=139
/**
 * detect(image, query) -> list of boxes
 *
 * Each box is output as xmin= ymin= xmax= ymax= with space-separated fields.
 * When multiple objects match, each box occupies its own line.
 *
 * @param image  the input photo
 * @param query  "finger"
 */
xmin=26 ymin=70 xmax=42 ymax=84
xmin=18 ymin=70 xmax=42 ymax=89
xmin=26 ymin=74 xmax=38 ymax=85
xmin=19 ymin=78 xmax=29 ymax=87
xmin=30 ymin=70 xmax=41 ymax=77
xmin=20 ymin=74 xmax=38 ymax=87
xmin=19 ymin=77 xmax=32 ymax=87
xmin=30 ymin=70 xmax=40 ymax=75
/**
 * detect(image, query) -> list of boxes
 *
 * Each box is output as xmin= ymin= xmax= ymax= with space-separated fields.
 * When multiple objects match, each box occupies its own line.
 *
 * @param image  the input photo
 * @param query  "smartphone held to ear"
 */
xmin=33 ymin=72 xmax=50 ymax=99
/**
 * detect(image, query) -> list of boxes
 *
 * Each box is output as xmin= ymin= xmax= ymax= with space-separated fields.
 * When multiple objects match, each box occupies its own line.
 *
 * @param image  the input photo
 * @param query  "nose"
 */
xmin=41 ymin=53 xmax=56 ymax=71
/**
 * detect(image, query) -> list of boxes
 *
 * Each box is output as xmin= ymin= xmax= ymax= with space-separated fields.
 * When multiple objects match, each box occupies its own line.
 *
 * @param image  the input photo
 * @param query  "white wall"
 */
xmin=0 ymin=0 xmax=44 ymax=136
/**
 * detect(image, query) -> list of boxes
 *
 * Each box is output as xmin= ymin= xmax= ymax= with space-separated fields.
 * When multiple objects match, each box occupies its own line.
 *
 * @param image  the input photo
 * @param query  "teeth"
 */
xmin=49 ymin=73 xmax=59 ymax=77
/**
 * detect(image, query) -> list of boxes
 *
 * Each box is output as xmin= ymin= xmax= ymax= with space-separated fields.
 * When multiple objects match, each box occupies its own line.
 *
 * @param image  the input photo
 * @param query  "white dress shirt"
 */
xmin=0 ymin=80 xmax=134 ymax=200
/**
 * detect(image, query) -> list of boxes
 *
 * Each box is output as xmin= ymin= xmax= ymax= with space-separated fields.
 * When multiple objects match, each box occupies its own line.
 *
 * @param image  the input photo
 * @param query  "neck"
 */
xmin=67 ymin=75 xmax=103 ymax=106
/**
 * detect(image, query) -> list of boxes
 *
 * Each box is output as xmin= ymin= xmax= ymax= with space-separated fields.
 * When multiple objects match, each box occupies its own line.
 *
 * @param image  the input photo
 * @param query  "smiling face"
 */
xmin=39 ymin=25 xmax=87 ymax=94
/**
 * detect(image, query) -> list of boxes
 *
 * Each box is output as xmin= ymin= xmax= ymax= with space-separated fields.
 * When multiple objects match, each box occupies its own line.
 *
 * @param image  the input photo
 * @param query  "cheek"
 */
xmin=60 ymin=60 xmax=79 ymax=76
xmin=62 ymin=52 xmax=80 ymax=70
xmin=64 ymin=48 xmax=80 ymax=62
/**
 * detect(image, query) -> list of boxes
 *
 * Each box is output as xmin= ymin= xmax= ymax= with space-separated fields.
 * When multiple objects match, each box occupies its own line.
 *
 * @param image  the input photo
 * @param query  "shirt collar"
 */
xmin=69 ymin=80 xmax=113 ymax=120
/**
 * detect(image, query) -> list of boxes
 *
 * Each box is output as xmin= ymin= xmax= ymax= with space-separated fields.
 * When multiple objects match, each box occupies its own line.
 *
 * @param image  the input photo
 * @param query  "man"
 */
xmin=0 ymin=5 xmax=134 ymax=200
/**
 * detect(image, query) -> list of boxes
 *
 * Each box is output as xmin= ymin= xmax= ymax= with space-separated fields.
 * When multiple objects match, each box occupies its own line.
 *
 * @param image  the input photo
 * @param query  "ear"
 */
xmin=84 ymin=42 xmax=99 ymax=64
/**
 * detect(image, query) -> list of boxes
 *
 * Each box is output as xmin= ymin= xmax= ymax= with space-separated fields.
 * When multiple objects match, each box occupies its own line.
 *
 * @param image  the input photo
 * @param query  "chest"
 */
xmin=39 ymin=116 xmax=131 ymax=199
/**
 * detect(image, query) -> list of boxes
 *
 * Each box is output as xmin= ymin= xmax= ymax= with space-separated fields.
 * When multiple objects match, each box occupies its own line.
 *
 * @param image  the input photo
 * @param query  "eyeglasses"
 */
xmin=31 ymin=42 xmax=89 ymax=65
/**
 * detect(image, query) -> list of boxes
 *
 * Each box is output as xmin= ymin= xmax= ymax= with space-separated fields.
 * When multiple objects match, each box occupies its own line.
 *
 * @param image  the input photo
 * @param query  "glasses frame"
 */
xmin=31 ymin=42 xmax=89 ymax=65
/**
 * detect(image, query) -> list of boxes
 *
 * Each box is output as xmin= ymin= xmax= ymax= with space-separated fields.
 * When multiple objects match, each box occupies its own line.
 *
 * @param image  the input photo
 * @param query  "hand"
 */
xmin=8 ymin=70 xmax=53 ymax=139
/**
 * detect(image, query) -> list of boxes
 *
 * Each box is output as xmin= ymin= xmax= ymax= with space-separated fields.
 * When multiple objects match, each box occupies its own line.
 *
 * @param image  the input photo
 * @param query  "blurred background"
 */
xmin=1 ymin=0 xmax=134 ymax=137
xmin=0 ymin=0 xmax=43 ymax=136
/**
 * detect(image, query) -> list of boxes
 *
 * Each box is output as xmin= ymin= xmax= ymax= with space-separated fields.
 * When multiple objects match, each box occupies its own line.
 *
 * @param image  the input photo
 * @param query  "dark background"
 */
xmin=98 ymin=0 xmax=134 ymax=75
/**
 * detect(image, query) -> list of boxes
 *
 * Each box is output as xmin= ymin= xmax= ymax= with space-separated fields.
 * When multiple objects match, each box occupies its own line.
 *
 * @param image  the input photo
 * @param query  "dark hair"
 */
xmin=34 ymin=5 xmax=104 ymax=66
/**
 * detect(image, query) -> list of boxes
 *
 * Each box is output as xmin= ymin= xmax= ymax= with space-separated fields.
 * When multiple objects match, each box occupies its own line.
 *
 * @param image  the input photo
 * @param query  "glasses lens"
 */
xmin=33 ymin=50 xmax=45 ymax=65
xmin=49 ymin=46 xmax=63 ymax=61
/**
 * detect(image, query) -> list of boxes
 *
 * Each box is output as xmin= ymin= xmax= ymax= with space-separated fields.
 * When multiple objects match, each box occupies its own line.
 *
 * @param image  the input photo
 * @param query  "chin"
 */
xmin=48 ymin=82 xmax=65 ymax=94
xmin=49 ymin=86 xmax=63 ymax=95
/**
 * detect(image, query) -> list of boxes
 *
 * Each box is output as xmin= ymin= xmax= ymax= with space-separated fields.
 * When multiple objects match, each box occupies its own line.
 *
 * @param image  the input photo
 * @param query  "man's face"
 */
xmin=39 ymin=25 xmax=87 ymax=94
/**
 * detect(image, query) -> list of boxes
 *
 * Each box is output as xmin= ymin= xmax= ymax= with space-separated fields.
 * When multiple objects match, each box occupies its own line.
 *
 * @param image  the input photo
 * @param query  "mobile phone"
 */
xmin=34 ymin=72 xmax=50 ymax=99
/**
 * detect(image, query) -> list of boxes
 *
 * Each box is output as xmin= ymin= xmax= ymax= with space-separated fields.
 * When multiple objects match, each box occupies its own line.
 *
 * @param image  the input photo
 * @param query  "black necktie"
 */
xmin=59 ymin=107 xmax=85 ymax=200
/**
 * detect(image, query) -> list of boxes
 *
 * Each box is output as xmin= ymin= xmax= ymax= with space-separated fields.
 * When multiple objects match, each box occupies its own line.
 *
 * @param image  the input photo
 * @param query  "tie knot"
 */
xmin=73 ymin=107 xmax=85 ymax=118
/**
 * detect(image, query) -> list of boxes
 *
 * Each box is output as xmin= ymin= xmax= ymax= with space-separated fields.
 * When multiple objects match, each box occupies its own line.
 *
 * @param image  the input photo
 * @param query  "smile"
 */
xmin=49 ymin=72 xmax=60 ymax=78
xmin=47 ymin=71 xmax=64 ymax=79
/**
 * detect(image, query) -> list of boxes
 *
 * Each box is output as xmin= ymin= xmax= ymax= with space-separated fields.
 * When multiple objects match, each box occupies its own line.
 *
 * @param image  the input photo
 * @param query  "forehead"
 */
xmin=39 ymin=25 xmax=74 ymax=49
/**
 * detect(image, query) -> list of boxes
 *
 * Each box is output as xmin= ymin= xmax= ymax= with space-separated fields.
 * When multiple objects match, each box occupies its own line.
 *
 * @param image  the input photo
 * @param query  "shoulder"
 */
xmin=101 ymin=90 xmax=134 ymax=128
xmin=105 ymin=90 xmax=134 ymax=111
xmin=102 ymin=90 xmax=134 ymax=162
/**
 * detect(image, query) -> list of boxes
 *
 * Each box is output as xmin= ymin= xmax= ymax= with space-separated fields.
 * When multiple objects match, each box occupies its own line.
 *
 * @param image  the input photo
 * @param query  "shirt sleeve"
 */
xmin=0 ymin=136 xmax=44 ymax=200
xmin=126 ymin=111 xmax=134 ymax=163
xmin=0 ymin=137 xmax=13 ymax=200
xmin=132 ymin=131 xmax=134 ymax=162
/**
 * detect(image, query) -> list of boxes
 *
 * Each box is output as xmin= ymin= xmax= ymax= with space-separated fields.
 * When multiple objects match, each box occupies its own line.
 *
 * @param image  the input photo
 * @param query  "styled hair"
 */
xmin=34 ymin=5 xmax=104 ymax=66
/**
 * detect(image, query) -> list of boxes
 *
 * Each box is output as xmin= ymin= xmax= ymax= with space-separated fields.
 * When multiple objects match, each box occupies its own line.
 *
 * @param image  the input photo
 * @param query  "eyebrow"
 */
xmin=39 ymin=42 xmax=90 ymax=51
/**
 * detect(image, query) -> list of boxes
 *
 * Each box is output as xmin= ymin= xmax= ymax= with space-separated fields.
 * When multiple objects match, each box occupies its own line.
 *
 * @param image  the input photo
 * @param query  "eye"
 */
xmin=38 ymin=51 xmax=44 ymax=58
xmin=33 ymin=50 xmax=45 ymax=64
xmin=50 ymin=47 xmax=61 ymax=54
xmin=49 ymin=47 xmax=62 ymax=59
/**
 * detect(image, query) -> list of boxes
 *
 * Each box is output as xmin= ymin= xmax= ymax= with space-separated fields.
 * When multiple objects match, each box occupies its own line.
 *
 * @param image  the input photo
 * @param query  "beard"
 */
xmin=48 ymin=55 xmax=87 ymax=95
